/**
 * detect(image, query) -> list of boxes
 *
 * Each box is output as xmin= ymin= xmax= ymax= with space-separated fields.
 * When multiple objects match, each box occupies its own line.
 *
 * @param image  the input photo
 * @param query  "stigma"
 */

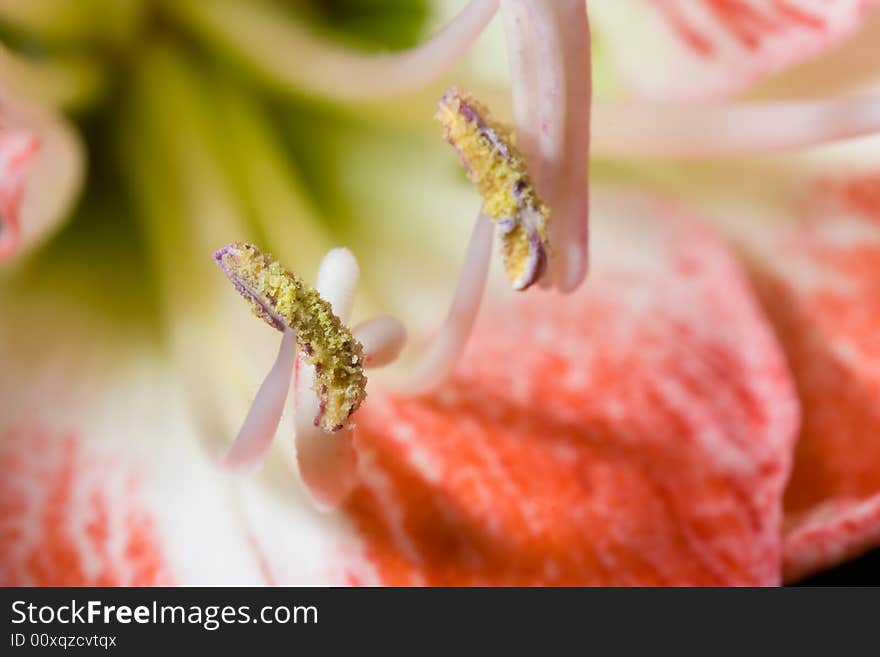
xmin=436 ymin=87 xmax=550 ymax=291
xmin=214 ymin=243 xmax=367 ymax=433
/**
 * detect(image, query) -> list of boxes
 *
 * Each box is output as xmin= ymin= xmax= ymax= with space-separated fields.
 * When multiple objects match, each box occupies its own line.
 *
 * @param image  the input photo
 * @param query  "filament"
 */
xmin=394 ymin=212 xmax=493 ymax=395
xmin=592 ymin=94 xmax=880 ymax=158
xmin=166 ymin=0 xmax=500 ymax=102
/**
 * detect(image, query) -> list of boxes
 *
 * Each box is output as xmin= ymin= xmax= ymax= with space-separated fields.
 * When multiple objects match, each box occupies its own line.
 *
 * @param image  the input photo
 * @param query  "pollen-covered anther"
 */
xmin=435 ymin=87 xmax=550 ymax=291
xmin=214 ymin=243 xmax=367 ymax=433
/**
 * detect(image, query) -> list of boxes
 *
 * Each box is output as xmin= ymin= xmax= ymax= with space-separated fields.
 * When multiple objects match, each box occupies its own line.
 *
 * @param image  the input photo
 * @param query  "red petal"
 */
xmin=752 ymin=174 xmax=880 ymax=581
xmin=0 ymin=426 xmax=172 ymax=586
xmin=591 ymin=0 xmax=874 ymax=99
xmin=345 ymin=192 xmax=798 ymax=586
xmin=784 ymin=497 xmax=880 ymax=581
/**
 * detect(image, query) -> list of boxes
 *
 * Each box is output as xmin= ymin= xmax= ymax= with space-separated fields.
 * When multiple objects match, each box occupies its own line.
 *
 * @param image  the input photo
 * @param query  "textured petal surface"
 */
xmin=0 ymin=88 xmax=83 ymax=263
xmin=345 ymin=190 xmax=798 ymax=586
xmin=0 ymin=307 xmax=374 ymax=586
xmin=590 ymin=0 xmax=874 ymax=99
xmin=0 ymin=428 xmax=172 ymax=586
xmin=0 ymin=129 xmax=39 ymax=260
xmin=749 ymin=173 xmax=880 ymax=581
xmin=783 ymin=497 xmax=880 ymax=581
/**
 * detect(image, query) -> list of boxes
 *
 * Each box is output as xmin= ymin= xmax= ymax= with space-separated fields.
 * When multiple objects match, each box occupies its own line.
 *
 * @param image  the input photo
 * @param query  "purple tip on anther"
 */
xmin=213 ymin=243 xmax=287 ymax=332
xmin=513 ymin=229 xmax=548 ymax=291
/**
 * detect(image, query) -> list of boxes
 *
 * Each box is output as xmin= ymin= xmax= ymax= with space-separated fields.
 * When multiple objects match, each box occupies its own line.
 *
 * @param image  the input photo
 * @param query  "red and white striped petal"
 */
xmin=1 ymin=427 xmax=173 ymax=586
xmin=784 ymin=497 xmax=880 ymax=581
xmin=0 ymin=314 xmax=373 ymax=586
xmin=748 ymin=173 xmax=880 ymax=581
xmin=344 ymin=190 xmax=798 ymax=586
xmin=0 ymin=87 xmax=83 ymax=264
xmin=0 ymin=129 xmax=39 ymax=260
xmin=591 ymin=0 xmax=876 ymax=100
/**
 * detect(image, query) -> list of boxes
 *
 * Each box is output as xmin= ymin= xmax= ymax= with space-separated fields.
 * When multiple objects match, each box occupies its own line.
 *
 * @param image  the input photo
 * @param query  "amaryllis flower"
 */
xmin=2 ymin=0 xmax=880 ymax=586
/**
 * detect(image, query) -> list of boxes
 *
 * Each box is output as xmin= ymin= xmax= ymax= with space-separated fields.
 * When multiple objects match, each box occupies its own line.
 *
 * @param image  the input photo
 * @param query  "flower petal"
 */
xmin=590 ymin=0 xmax=876 ymax=99
xmin=0 ymin=87 xmax=83 ymax=264
xmin=0 ymin=427 xmax=173 ymax=586
xmin=748 ymin=173 xmax=880 ymax=581
xmin=345 ymin=189 xmax=798 ymax=586
xmin=0 ymin=320 xmax=371 ymax=585
xmin=784 ymin=497 xmax=880 ymax=582
xmin=0 ymin=129 xmax=39 ymax=260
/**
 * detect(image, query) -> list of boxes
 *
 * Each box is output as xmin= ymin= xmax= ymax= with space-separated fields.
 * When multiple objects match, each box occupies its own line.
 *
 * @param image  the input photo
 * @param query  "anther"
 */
xmin=436 ymin=87 xmax=550 ymax=291
xmin=214 ymin=243 xmax=367 ymax=432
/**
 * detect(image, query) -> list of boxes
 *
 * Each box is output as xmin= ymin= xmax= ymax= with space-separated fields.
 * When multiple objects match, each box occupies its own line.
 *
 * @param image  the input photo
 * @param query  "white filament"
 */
xmin=501 ymin=0 xmax=541 ymax=182
xmin=172 ymin=0 xmax=500 ymax=101
xmin=553 ymin=0 xmax=591 ymax=292
xmin=395 ymin=212 xmax=494 ymax=395
xmin=220 ymin=328 xmax=297 ymax=473
xmin=592 ymin=94 xmax=880 ymax=158
xmin=500 ymin=0 xmax=591 ymax=292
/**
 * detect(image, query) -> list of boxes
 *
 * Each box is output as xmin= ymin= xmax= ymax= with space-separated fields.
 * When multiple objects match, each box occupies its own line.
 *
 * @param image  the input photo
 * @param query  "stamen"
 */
xmin=220 ymin=328 xmax=297 ymax=472
xmin=396 ymin=212 xmax=493 ymax=395
xmin=436 ymin=88 xmax=549 ymax=291
xmin=166 ymin=0 xmax=500 ymax=101
xmin=214 ymin=243 xmax=367 ymax=433
xmin=501 ymin=0 xmax=591 ymax=292
xmin=552 ymin=0 xmax=591 ymax=292
xmin=295 ymin=248 xmax=363 ymax=510
xmin=591 ymin=94 xmax=880 ymax=158
xmin=293 ymin=395 xmax=358 ymax=512
xmin=501 ymin=0 xmax=541 ymax=179
xmin=529 ymin=0 xmax=565 ymax=265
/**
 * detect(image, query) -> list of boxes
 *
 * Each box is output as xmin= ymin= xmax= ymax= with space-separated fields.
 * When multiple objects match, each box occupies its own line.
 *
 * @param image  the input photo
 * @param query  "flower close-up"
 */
xmin=2 ymin=0 xmax=880 ymax=587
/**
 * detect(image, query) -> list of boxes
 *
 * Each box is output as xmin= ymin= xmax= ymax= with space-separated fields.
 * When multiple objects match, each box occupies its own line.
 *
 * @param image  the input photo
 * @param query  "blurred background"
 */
xmin=0 ymin=0 xmax=500 ymax=329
